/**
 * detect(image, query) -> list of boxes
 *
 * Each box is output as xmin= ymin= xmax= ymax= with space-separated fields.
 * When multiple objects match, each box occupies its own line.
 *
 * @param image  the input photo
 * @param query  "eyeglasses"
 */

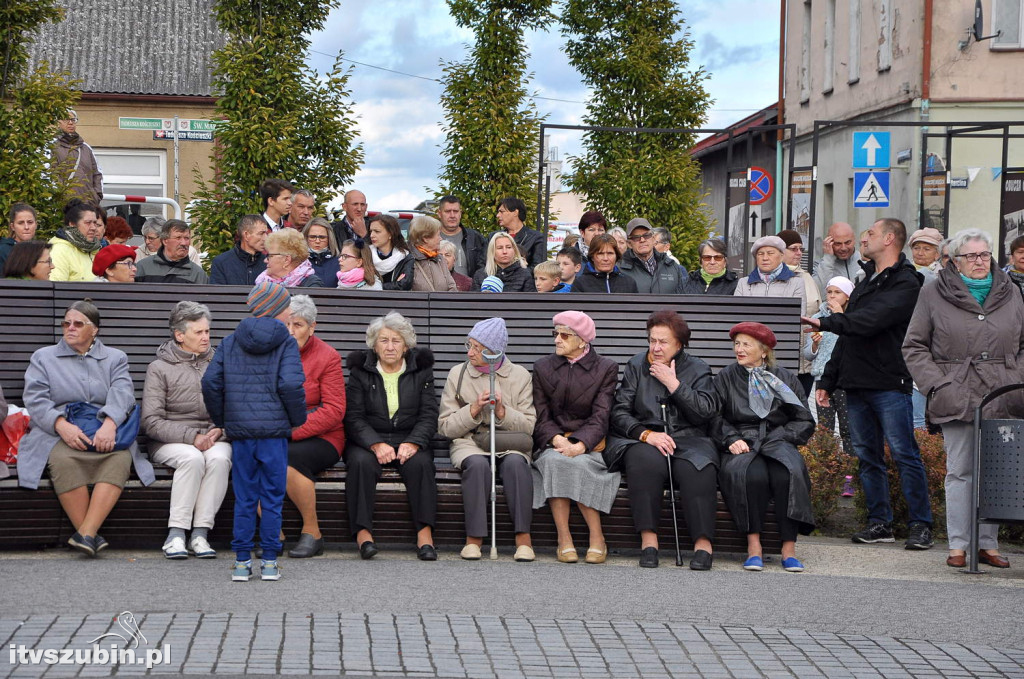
xmin=61 ymin=319 xmax=93 ymax=329
xmin=957 ymin=251 xmax=992 ymax=263
xmin=307 ymin=234 xmax=329 ymax=241
xmin=551 ymin=330 xmax=577 ymax=341
xmin=266 ymin=252 xmax=288 ymax=258
xmin=700 ymin=254 xmax=726 ymax=263
xmin=464 ymin=340 xmax=484 ymax=353
xmin=115 ymin=260 xmax=137 ymax=268
xmin=338 ymin=253 xmax=359 ymax=261
xmin=36 ymin=259 xmax=53 ymax=266
xmin=787 ymin=245 xmax=804 ymax=253
xmin=628 ymin=233 xmax=653 ymax=242
xmin=63 ymin=118 xmax=79 ymax=123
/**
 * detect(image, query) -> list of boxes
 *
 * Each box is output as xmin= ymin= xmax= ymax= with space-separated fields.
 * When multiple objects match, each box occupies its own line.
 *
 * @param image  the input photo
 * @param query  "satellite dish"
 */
xmin=972 ymin=0 xmax=1001 ymax=41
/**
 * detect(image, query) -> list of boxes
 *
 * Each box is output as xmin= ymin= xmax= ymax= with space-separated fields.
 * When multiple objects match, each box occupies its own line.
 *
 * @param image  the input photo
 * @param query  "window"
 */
xmin=993 ymin=0 xmax=1023 ymax=48
xmin=94 ymin=149 xmax=167 ymax=217
xmin=878 ymin=0 xmax=893 ymax=71
xmin=823 ymin=0 xmax=836 ymax=93
xmin=849 ymin=0 xmax=861 ymax=83
xmin=800 ymin=0 xmax=812 ymax=103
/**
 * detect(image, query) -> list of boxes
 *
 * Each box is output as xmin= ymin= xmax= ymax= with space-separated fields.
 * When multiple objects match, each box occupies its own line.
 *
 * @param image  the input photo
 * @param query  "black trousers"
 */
xmin=343 ymin=445 xmax=437 ymax=539
xmin=623 ymin=442 xmax=717 ymax=542
xmin=461 ymin=454 xmax=533 ymax=537
xmin=746 ymin=455 xmax=799 ymax=542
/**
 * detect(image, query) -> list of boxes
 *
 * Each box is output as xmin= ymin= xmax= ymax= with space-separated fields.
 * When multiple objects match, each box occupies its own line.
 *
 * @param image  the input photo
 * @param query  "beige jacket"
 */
xmin=411 ymin=249 xmax=458 ymax=292
xmin=438 ymin=358 xmax=535 ymax=468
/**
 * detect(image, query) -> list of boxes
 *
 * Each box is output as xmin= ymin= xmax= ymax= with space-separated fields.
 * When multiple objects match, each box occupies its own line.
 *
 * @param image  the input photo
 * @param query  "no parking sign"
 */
xmin=748 ymin=167 xmax=773 ymax=205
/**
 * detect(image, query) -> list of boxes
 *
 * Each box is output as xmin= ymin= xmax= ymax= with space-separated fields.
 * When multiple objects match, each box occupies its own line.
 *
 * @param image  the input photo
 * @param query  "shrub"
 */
xmin=800 ymin=426 xmax=858 ymax=529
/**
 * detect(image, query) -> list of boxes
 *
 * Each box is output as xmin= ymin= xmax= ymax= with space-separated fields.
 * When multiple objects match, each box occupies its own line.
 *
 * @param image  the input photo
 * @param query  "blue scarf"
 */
xmin=960 ymin=272 xmax=992 ymax=306
xmin=748 ymin=366 xmax=806 ymax=418
xmin=758 ymin=262 xmax=785 ymax=285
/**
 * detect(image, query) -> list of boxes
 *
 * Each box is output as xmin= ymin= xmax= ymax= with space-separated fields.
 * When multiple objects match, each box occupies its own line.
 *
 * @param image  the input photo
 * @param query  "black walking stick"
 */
xmin=661 ymin=400 xmax=683 ymax=567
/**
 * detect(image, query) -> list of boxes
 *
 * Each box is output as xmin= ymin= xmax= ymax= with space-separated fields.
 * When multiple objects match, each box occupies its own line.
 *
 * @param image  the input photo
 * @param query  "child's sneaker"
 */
xmin=260 ymin=560 xmax=281 ymax=581
xmin=231 ymin=560 xmax=253 ymax=582
xmin=841 ymin=475 xmax=855 ymax=497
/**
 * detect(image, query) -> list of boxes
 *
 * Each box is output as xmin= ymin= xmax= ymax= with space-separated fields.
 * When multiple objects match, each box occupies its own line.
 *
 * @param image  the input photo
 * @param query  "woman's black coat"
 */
xmin=471 ymin=261 xmax=536 ymax=292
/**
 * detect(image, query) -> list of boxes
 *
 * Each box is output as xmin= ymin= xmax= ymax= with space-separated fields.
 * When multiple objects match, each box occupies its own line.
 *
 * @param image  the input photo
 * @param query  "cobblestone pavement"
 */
xmin=3 ymin=612 xmax=1023 ymax=678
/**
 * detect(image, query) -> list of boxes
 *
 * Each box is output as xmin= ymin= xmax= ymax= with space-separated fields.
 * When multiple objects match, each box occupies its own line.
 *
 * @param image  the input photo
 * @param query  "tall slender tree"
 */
xmin=0 ymin=0 xmax=80 ymax=236
xmin=561 ymin=0 xmax=712 ymax=265
xmin=437 ymin=0 xmax=553 ymax=236
xmin=190 ymin=0 xmax=362 ymax=258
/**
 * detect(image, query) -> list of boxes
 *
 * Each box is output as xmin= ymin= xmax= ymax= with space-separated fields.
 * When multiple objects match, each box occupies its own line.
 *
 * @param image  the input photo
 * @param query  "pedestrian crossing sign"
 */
xmin=853 ymin=171 xmax=890 ymax=208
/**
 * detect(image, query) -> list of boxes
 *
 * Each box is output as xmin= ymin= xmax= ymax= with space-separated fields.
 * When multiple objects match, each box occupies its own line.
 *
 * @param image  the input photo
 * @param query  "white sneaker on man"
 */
xmin=162 ymin=536 xmax=188 ymax=559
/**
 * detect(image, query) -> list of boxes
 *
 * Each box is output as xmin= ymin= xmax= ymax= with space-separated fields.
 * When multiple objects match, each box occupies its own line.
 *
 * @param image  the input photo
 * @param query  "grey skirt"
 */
xmin=531 ymin=448 xmax=622 ymax=513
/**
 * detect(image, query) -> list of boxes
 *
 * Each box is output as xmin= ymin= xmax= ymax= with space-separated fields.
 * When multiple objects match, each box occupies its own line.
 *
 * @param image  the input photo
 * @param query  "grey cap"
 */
xmin=626 ymin=218 xmax=652 ymax=235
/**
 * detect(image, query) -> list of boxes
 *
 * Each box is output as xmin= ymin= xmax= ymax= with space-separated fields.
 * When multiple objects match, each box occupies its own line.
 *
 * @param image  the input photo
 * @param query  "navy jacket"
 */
xmin=570 ymin=263 xmax=639 ymax=294
xmin=201 ymin=317 xmax=306 ymax=439
xmin=209 ymin=246 xmax=267 ymax=286
xmin=308 ymin=250 xmax=340 ymax=286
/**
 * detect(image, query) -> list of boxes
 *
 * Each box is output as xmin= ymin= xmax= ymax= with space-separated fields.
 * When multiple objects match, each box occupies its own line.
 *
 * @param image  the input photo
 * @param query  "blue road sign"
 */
xmin=748 ymin=167 xmax=773 ymax=205
xmin=853 ymin=171 xmax=890 ymax=208
xmin=852 ymin=131 xmax=891 ymax=169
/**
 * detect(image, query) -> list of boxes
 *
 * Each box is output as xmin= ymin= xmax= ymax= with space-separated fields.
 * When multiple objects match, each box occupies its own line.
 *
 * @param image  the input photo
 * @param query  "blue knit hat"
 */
xmin=480 ymin=275 xmax=504 ymax=293
xmin=468 ymin=317 xmax=508 ymax=355
xmin=248 ymin=280 xmax=291 ymax=319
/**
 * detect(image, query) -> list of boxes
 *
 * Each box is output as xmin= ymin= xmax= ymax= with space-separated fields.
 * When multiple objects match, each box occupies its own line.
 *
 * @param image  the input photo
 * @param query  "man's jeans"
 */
xmin=845 ymin=389 xmax=933 ymax=526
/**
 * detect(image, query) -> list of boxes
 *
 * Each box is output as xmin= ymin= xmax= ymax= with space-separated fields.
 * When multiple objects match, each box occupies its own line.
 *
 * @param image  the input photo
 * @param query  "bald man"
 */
xmin=333 ymin=189 xmax=368 ymax=244
xmin=812 ymin=222 xmax=864 ymax=296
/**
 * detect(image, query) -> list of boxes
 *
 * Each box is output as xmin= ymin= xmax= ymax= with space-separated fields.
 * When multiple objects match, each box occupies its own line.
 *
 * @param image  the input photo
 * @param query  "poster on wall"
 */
xmin=1000 ymin=171 xmax=1024 ymax=264
xmin=921 ymin=171 xmax=947 ymax=233
xmin=789 ymin=168 xmax=813 ymax=268
xmin=726 ymin=170 xmax=748 ymax=274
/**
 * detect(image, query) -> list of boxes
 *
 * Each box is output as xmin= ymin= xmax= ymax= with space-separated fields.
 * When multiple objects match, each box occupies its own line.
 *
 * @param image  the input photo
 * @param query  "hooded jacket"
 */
xmin=344 ymin=348 xmax=437 ymax=451
xmin=201 ymin=317 xmax=306 ymax=439
xmin=570 ymin=262 xmax=639 ymax=294
xmin=142 ymin=340 xmax=216 ymax=444
xmin=818 ymin=253 xmax=923 ymax=394
xmin=210 ymin=246 xmax=267 ymax=286
xmin=619 ymin=248 xmax=685 ymax=294
xmin=52 ymin=133 xmax=103 ymax=204
xmin=136 ymin=248 xmax=210 ymax=284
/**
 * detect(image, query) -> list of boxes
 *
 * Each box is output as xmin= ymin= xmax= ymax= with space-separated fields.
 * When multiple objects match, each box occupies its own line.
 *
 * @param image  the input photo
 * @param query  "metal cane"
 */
xmin=483 ymin=350 xmax=503 ymax=560
xmin=661 ymin=401 xmax=683 ymax=567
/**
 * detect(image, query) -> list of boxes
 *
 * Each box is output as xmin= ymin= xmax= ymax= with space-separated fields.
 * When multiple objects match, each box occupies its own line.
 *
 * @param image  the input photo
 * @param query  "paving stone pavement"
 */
xmin=3 ymin=612 xmax=1024 ymax=678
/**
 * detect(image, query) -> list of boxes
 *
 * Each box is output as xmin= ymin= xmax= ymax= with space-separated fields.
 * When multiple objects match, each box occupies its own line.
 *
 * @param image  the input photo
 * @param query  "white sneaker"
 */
xmin=189 ymin=535 xmax=216 ymax=559
xmin=162 ymin=536 xmax=188 ymax=559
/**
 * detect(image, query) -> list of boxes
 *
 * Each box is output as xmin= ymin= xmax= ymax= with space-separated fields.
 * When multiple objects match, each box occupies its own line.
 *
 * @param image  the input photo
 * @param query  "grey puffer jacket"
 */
xmin=142 ymin=340 xmax=217 ymax=444
xmin=903 ymin=264 xmax=1024 ymax=424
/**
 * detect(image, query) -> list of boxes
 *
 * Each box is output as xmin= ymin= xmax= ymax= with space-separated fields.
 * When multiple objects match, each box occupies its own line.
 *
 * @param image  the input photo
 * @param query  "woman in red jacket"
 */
xmin=283 ymin=295 xmax=346 ymax=558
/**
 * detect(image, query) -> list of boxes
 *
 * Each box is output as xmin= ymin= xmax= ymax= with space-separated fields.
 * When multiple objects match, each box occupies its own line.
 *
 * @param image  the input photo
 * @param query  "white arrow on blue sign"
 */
xmin=853 ymin=171 xmax=890 ymax=208
xmin=852 ymin=131 xmax=890 ymax=169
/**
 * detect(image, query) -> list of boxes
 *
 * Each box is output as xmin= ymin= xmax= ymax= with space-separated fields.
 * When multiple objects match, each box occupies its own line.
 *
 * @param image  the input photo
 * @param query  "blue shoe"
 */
xmin=742 ymin=555 xmax=764 ymax=571
xmin=781 ymin=557 xmax=805 ymax=572
xmin=231 ymin=560 xmax=253 ymax=582
xmin=260 ymin=560 xmax=281 ymax=581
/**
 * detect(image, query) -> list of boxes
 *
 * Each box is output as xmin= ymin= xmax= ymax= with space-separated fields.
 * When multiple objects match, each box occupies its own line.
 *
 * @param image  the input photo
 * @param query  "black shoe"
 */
xmin=359 ymin=540 xmax=379 ymax=560
xmin=94 ymin=535 xmax=109 ymax=554
xmin=68 ymin=532 xmax=96 ymax=557
xmin=851 ymin=523 xmax=895 ymax=544
xmin=905 ymin=522 xmax=934 ymax=550
xmin=287 ymin=533 xmax=324 ymax=558
xmin=689 ymin=549 xmax=713 ymax=571
xmin=417 ymin=544 xmax=437 ymax=561
xmin=639 ymin=547 xmax=659 ymax=568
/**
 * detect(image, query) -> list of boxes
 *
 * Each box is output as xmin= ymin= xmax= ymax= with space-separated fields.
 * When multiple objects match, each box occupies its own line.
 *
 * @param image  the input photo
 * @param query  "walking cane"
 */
xmin=661 ymin=401 xmax=683 ymax=567
xmin=482 ymin=349 xmax=503 ymax=560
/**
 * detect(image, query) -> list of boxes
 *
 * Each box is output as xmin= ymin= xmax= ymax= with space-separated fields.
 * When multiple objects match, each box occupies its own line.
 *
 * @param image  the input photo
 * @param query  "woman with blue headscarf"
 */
xmin=709 ymin=322 xmax=815 ymax=573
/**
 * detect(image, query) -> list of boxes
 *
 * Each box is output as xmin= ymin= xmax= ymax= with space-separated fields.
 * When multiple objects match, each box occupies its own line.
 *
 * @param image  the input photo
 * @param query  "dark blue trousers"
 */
xmin=231 ymin=437 xmax=288 ymax=561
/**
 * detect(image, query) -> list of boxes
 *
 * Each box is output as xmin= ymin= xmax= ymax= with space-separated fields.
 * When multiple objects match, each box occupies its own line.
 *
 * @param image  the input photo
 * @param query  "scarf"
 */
xmin=337 ymin=267 xmax=367 ymax=288
xmin=701 ymin=268 xmax=726 ymax=285
xmin=372 ymin=247 xmax=408 ymax=275
xmin=748 ymin=365 xmax=806 ymax=418
xmin=57 ymin=226 xmax=102 ymax=254
xmin=416 ymin=245 xmax=439 ymax=259
xmin=567 ymin=344 xmax=591 ymax=365
xmin=758 ymin=262 xmax=785 ymax=284
xmin=57 ymin=132 xmax=81 ymax=146
xmin=475 ymin=356 xmax=505 ymax=374
xmin=256 ymin=258 xmax=315 ymax=287
xmin=960 ymin=272 xmax=993 ymax=306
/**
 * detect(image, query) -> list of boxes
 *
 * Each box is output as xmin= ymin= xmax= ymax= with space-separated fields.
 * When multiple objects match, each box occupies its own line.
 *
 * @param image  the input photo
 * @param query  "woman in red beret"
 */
xmin=709 ymin=322 xmax=815 ymax=572
xmin=92 ymin=244 xmax=137 ymax=283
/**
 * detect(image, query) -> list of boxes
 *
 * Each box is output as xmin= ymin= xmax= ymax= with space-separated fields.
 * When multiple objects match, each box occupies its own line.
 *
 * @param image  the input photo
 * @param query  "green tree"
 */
xmin=0 ymin=0 xmax=80 ymax=236
xmin=561 ymin=0 xmax=712 ymax=266
xmin=437 ymin=0 xmax=553 ymax=237
xmin=190 ymin=0 xmax=362 ymax=258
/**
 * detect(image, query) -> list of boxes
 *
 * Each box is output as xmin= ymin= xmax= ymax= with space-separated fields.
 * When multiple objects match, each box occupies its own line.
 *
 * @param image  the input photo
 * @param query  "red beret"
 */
xmin=92 ymin=244 xmax=137 ymax=276
xmin=729 ymin=322 xmax=777 ymax=349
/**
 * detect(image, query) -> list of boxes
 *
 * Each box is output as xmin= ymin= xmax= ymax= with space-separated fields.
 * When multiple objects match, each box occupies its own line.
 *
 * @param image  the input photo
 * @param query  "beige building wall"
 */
xmin=928 ymin=2 xmax=1024 ymax=101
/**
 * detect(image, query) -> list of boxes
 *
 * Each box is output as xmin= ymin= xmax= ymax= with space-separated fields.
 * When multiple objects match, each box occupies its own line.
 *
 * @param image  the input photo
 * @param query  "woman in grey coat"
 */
xmin=142 ymin=302 xmax=232 ymax=560
xmin=18 ymin=300 xmax=155 ymax=557
xmin=904 ymin=228 xmax=1024 ymax=569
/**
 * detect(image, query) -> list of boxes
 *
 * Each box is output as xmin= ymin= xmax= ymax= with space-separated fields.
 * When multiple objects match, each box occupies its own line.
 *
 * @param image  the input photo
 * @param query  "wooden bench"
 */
xmin=0 ymin=282 xmax=796 ymax=555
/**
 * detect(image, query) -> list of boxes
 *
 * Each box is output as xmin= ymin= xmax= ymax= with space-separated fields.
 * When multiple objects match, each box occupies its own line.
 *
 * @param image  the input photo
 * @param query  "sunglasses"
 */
xmin=700 ymin=254 xmax=726 ymax=262
xmin=61 ymin=319 xmax=93 ymax=329
xmin=551 ymin=330 xmax=577 ymax=341
xmin=628 ymin=233 xmax=653 ymax=242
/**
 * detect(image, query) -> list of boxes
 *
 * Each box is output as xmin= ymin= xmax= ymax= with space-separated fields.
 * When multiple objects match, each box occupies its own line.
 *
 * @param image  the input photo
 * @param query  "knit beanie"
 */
xmin=777 ymin=229 xmax=803 ymax=249
xmin=248 ymin=280 xmax=291 ymax=318
xmin=468 ymin=317 xmax=508 ymax=355
xmin=480 ymin=275 xmax=504 ymax=293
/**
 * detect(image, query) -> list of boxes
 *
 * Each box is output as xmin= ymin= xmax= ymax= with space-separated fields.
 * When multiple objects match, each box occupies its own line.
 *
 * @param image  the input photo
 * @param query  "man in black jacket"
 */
xmin=438 ymin=195 xmax=486 ymax=278
xmin=210 ymin=215 xmax=268 ymax=286
xmin=498 ymin=197 xmax=546 ymax=270
xmin=804 ymin=218 xmax=933 ymax=550
xmin=619 ymin=218 xmax=685 ymax=294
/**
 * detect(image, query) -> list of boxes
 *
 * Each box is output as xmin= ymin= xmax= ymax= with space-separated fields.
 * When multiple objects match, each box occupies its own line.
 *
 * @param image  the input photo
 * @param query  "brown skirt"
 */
xmin=47 ymin=441 xmax=131 ymax=494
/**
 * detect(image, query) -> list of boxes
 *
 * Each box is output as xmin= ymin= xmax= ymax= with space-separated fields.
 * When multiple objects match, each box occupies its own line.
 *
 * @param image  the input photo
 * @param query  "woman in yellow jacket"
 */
xmin=50 ymin=200 xmax=103 ymax=282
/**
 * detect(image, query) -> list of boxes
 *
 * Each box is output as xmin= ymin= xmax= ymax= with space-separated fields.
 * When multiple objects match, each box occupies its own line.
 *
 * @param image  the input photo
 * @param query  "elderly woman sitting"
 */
xmin=408 ymin=215 xmax=457 ymax=292
xmin=258 ymin=228 xmax=324 ymax=288
xmin=18 ymin=300 xmax=155 ymax=556
xmin=282 ymin=295 xmax=346 ymax=558
xmin=439 ymin=317 xmax=537 ymax=561
xmin=682 ymin=238 xmax=738 ymax=295
xmin=734 ymin=236 xmax=805 ymax=311
xmin=344 ymin=312 xmax=438 ymax=560
xmin=904 ymin=228 xmax=1023 ymax=570
xmin=142 ymin=301 xmax=231 ymax=559
xmin=531 ymin=311 xmax=620 ymax=563
xmin=710 ymin=322 xmax=815 ymax=573
xmin=605 ymin=310 xmax=719 ymax=569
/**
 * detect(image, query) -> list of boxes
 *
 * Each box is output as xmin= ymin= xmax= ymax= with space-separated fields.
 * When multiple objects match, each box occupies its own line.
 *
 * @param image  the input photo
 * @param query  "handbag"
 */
xmin=64 ymin=402 xmax=140 ymax=452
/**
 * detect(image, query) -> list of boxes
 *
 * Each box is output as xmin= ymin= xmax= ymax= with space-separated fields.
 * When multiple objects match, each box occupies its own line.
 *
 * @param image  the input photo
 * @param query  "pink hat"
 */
xmin=552 ymin=310 xmax=596 ymax=343
xmin=908 ymin=227 xmax=942 ymax=248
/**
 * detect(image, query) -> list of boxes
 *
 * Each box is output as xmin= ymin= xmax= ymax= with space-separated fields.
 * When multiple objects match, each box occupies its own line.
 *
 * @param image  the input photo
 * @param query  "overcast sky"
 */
xmin=306 ymin=1 xmax=779 ymax=211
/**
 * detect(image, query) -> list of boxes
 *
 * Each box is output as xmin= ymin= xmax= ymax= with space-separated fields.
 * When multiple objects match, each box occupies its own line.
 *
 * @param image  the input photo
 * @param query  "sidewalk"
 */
xmin=2 ymin=538 xmax=1022 ymax=677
